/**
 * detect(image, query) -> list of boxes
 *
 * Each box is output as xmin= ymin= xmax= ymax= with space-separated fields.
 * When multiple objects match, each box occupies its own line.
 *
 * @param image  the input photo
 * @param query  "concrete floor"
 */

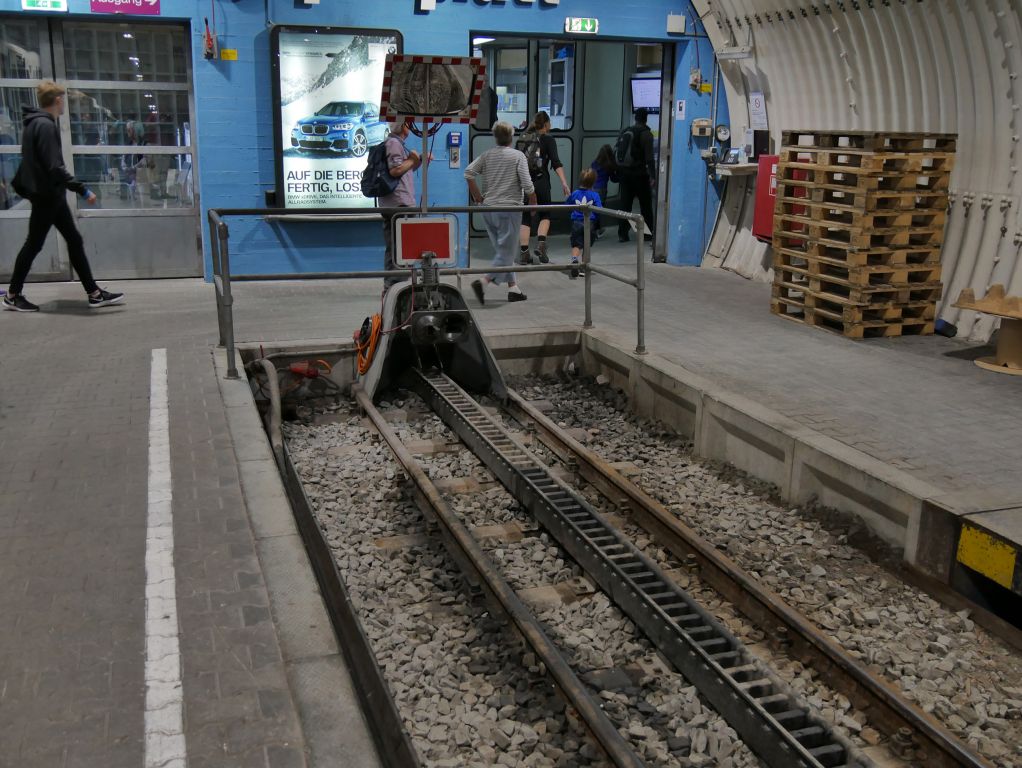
xmin=228 ymin=236 xmax=1022 ymax=495
xmin=2 ymin=247 xmax=1020 ymax=767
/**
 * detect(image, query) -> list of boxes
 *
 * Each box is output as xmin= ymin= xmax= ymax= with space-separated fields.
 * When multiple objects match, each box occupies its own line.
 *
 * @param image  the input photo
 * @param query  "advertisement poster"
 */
xmin=273 ymin=27 xmax=401 ymax=209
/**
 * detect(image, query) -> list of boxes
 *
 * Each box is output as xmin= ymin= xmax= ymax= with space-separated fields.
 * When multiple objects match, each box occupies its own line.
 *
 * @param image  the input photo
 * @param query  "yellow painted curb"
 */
xmin=957 ymin=524 xmax=1017 ymax=590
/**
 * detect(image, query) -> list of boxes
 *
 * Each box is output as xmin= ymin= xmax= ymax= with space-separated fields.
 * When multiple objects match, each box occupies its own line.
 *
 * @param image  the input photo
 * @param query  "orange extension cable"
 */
xmin=354 ymin=314 xmax=382 ymax=375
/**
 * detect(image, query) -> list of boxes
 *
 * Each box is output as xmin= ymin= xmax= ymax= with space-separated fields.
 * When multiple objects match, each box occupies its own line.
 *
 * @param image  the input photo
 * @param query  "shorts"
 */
xmin=523 ymin=174 xmax=552 ymax=226
xmin=570 ymin=220 xmax=595 ymax=250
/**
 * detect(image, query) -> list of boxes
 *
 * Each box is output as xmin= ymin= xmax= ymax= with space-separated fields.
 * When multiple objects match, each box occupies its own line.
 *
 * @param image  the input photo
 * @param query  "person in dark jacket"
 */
xmin=517 ymin=111 xmax=571 ymax=265
xmin=590 ymin=144 xmax=619 ymax=237
xmin=4 ymin=81 xmax=123 ymax=312
xmin=617 ymin=108 xmax=656 ymax=245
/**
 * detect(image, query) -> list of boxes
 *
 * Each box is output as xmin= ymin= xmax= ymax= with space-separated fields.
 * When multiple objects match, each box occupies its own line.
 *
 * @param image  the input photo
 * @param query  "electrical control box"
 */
xmin=743 ymin=129 xmax=769 ymax=161
xmin=691 ymin=118 xmax=712 ymax=138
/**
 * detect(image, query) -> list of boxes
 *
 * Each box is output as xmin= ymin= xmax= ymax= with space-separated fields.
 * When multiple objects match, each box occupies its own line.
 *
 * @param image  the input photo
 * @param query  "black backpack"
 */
xmin=361 ymin=140 xmax=400 ymax=198
xmin=615 ymin=126 xmax=640 ymax=168
xmin=515 ymin=130 xmax=544 ymax=176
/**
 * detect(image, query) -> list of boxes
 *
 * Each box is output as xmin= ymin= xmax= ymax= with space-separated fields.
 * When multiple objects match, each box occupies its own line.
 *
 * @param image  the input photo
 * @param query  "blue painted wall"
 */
xmin=2 ymin=0 xmax=723 ymax=275
xmin=669 ymin=34 xmax=729 ymax=266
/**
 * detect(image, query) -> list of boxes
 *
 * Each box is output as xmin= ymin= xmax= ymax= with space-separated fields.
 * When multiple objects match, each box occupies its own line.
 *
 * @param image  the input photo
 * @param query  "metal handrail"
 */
xmin=209 ymin=202 xmax=647 ymax=379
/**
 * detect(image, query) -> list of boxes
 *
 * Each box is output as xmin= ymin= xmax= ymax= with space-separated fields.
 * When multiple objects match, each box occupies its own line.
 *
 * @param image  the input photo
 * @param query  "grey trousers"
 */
xmin=482 ymin=210 xmax=519 ymax=286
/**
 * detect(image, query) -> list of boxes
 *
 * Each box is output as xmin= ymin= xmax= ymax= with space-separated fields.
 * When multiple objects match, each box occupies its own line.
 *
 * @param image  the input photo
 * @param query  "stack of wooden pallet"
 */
xmin=770 ymin=129 xmax=956 ymax=338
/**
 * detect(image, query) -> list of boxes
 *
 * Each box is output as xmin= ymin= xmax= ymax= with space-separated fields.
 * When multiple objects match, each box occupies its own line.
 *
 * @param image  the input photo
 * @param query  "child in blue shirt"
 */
xmin=566 ymin=169 xmax=603 ymax=279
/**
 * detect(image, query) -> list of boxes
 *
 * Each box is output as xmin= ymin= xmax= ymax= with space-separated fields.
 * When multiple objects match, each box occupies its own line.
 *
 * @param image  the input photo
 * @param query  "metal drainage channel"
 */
xmin=411 ymin=370 xmax=867 ymax=768
xmin=353 ymin=386 xmax=645 ymax=768
xmin=504 ymin=392 xmax=993 ymax=768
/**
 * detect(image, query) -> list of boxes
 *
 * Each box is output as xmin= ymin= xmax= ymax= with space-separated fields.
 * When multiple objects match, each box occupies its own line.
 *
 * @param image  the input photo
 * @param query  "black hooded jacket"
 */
xmin=13 ymin=107 xmax=86 ymax=200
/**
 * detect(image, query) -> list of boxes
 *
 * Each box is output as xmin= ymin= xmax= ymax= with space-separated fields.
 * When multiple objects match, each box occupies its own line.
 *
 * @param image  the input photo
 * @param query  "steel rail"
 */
xmin=503 ymin=390 xmax=993 ymax=768
xmin=351 ymin=385 xmax=646 ymax=768
xmin=280 ymin=446 xmax=423 ymax=768
xmin=411 ymin=371 xmax=865 ymax=768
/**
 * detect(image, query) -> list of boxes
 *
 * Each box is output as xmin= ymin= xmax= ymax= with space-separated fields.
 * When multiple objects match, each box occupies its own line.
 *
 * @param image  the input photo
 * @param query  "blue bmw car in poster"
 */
xmin=290 ymin=101 xmax=387 ymax=157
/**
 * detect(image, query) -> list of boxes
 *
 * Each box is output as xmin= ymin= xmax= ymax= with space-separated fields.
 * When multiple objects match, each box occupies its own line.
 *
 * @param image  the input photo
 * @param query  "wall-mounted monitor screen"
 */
xmin=271 ymin=25 xmax=402 ymax=210
xmin=630 ymin=77 xmax=661 ymax=114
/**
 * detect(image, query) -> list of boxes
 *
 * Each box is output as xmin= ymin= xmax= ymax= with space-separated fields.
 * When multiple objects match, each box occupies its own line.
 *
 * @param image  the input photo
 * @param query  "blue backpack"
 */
xmin=361 ymin=141 xmax=400 ymax=199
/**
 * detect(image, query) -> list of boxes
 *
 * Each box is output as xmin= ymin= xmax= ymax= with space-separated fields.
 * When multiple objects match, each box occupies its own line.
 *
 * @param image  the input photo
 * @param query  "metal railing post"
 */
xmin=218 ymin=221 xmax=240 ymax=379
xmin=210 ymin=215 xmax=225 ymax=347
xmin=635 ymin=214 xmax=647 ymax=355
xmin=204 ymin=203 xmax=651 ymax=376
xmin=582 ymin=204 xmax=593 ymax=329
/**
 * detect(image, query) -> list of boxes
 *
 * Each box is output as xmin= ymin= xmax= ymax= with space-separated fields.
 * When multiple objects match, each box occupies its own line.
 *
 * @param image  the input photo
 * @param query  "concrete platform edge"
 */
xmin=579 ymin=326 xmax=952 ymax=573
xmin=211 ymin=348 xmax=382 ymax=768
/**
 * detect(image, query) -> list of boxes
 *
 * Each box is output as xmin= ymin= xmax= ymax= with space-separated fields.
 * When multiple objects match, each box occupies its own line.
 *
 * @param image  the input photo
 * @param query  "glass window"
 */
xmin=0 ymin=152 xmax=27 ymax=211
xmin=0 ymin=86 xmax=36 ymax=146
xmin=550 ymin=136 xmax=572 ymax=202
xmin=72 ymin=151 xmax=194 ymax=210
xmin=583 ymin=42 xmax=625 ymax=131
xmin=494 ymin=47 xmax=527 ymax=129
xmin=0 ymin=19 xmax=44 ymax=80
xmin=68 ymin=88 xmax=191 ymax=147
xmin=63 ymin=22 xmax=188 ymax=83
xmin=538 ymin=41 xmax=574 ymax=131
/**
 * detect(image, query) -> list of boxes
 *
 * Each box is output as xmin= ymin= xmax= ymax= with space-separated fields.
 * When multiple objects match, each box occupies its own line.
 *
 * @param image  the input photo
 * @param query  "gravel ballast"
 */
xmin=393 ymin=405 xmax=768 ymax=768
xmin=286 ymin=408 xmax=610 ymax=768
xmin=510 ymin=374 xmax=1022 ymax=768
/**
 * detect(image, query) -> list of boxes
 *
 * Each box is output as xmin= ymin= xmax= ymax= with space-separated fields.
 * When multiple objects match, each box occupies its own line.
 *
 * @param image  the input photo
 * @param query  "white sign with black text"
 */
xmin=749 ymin=91 xmax=768 ymax=131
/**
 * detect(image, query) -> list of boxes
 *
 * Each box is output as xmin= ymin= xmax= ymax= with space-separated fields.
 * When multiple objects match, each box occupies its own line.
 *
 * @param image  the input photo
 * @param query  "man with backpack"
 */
xmin=515 ymin=111 xmax=570 ymax=265
xmin=376 ymin=121 xmax=425 ymax=288
xmin=614 ymin=108 xmax=656 ymax=245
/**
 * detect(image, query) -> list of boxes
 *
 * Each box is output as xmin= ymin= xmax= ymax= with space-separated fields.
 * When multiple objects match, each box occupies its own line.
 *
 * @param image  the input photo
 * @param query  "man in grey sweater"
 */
xmin=464 ymin=121 xmax=536 ymax=304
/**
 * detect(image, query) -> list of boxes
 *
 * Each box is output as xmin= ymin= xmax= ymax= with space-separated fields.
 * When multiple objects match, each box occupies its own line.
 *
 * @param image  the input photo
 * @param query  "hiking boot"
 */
xmin=534 ymin=242 xmax=549 ymax=264
xmin=570 ymin=260 xmax=580 ymax=280
xmin=2 ymin=294 xmax=39 ymax=312
xmin=507 ymin=291 xmax=527 ymax=302
xmin=88 ymin=288 xmax=125 ymax=308
xmin=516 ymin=251 xmax=533 ymax=266
xmin=471 ymin=279 xmax=485 ymax=305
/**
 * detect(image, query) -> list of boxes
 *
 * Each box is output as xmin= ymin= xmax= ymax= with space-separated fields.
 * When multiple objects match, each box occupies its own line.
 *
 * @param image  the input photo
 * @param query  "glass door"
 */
xmin=0 ymin=19 xmax=65 ymax=282
xmin=57 ymin=21 xmax=199 ymax=278
xmin=469 ymin=37 xmax=576 ymax=237
xmin=0 ymin=16 xmax=200 ymax=285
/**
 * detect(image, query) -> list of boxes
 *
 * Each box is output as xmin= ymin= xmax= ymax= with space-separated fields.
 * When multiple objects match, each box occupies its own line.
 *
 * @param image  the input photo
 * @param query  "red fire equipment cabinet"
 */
xmin=752 ymin=154 xmax=779 ymax=242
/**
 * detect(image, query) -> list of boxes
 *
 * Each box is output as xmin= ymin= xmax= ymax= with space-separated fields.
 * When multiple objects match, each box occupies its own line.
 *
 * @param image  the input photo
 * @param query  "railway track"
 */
xmin=283 ymin=369 xmax=994 ymax=768
xmin=498 ymin=389 xmax=991 ymax=768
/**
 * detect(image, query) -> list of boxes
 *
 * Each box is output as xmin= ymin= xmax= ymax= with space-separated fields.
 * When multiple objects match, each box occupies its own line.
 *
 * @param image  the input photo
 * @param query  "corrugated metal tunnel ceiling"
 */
xmin=693 ymin=0 xmax=1022 ymax=341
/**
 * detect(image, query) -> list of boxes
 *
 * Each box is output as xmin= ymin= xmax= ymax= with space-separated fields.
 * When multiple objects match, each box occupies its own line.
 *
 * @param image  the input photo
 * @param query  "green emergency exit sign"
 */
xmin=21 ymin=0 xmax=68 ymax=10
xmin=565 ymin=17 xmax=599 ymax=34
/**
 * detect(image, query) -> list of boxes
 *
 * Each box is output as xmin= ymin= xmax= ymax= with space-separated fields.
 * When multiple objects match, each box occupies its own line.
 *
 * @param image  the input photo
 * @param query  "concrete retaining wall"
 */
xmin=578 ymin=327 xmax=951 ymax=577
xmin=236 ymin=324 xmax=963 ymax=584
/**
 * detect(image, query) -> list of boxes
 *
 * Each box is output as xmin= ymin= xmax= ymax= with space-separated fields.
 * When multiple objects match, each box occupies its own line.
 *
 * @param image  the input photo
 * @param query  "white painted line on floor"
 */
xmin=145 ymin=348 xmax=187 ymax=768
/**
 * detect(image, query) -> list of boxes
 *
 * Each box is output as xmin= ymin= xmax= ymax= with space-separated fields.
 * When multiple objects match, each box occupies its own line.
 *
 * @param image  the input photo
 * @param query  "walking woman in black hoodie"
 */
xmin=4 ymin=81 xmax=123 ymax=312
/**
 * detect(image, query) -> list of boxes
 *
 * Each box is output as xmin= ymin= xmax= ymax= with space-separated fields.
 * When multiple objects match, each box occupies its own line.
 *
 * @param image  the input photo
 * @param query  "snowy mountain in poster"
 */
xmin=276 ymin=30 xmax=399 ymax=209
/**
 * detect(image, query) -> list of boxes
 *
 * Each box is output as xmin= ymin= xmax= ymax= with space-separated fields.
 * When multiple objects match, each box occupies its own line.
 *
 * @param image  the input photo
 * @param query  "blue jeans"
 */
xmin=482 ymin=210 xmax=519 ymax=286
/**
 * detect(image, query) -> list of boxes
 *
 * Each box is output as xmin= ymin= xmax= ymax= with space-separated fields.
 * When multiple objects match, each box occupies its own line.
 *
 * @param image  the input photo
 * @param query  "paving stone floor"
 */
xmin=1 ymin=244 xmax=1019 ymax=766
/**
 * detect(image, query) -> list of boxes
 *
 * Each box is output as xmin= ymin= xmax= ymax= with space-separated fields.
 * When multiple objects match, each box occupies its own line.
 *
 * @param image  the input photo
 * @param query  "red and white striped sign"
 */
xmin=380 ymin=54 xmax=486 ymax=124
